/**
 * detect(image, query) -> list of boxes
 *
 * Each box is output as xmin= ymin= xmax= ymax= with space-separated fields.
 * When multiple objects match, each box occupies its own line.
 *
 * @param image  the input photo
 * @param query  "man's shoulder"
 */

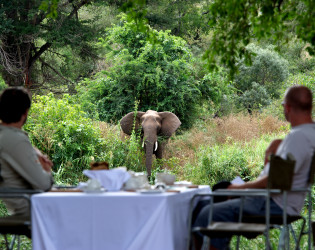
xmin=286 ymin=123 xmax=315 ymax=148
xmin=0 ymin=125 xmax=29 ymax=146
xmin=290 ymin=123 xmax=315 ymax=137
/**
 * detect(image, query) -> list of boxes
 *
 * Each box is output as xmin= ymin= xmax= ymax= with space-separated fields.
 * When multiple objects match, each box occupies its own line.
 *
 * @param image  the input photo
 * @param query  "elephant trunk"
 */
xmin=142 ymin=141 xmax=158 ymax=151
xmin=145 ymin=141 xmax=154 ymax=177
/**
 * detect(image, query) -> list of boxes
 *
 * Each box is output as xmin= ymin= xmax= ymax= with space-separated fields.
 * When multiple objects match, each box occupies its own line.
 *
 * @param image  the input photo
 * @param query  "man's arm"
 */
xmin=264 ymin=139 xmax=283 ymax=165
xmin=34 ymin=147 xmax=53 ymax=173
xmin=228 ymin=175 xmax=268 ymax=189
xmin=10 ymin=139 xmax=53 ymax=191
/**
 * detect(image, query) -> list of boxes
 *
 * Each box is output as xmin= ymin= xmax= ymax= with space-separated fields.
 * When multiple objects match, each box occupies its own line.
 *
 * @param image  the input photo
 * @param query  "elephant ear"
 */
xmin=120 ymin=111 xmax=145 ymax=135
xmin=158 ymin=112 xmax=181 ymax=137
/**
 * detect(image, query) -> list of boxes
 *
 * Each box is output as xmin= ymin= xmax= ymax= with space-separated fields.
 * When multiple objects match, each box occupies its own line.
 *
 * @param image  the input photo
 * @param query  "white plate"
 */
xmin=137 ymin=189 xmax=164 ymax=194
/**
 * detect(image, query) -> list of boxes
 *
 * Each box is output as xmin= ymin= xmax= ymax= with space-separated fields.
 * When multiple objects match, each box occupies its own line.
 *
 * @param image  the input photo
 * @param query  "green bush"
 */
xmin=24 ymin=94 xmax=106 ymax=184
xmin=235 ymin=44 xmax=289 ymax=110
xmin=200 ymin=69 xmax=238 ymax=116
xmin=239 ymin=82 xmax=271 ymax=113
xmin=279 ymin=39 xmax=315 ymax=74
xmin=77 ymin=16 xmax=209 ymax=129
xmin=24 ymin=94 xmax=150 ymax=183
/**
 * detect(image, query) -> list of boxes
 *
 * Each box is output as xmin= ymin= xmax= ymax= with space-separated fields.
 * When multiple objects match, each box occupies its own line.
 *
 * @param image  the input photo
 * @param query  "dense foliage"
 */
xmin=108 ymin=0 xmax=315 ymax=77
xmin=0 ymin=0 xmax=110 ymax=90
xmin=78 ymin=18 xmax=204 ymax=129
xmin=203 ymin=0 xmax=315 ymax=75
xmin=23 ymin=93 xmax=148 ymax=184
xmin=144 ymin=0 xmax=210 ymax=40
xmin=234 ymin=44 xmax=290 ymax=111
xmin=24 ymin=94 xmax=105 ymax=183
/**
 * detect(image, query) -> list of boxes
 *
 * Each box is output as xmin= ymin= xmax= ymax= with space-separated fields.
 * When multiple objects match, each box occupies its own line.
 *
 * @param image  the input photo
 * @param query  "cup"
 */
xmin=124 ymin=172 xmax=149 ymax=190
xmin=86 ymin=179 xmax=102 ymax=190
xmin=155 ymin=173 xmax=176 ymax=186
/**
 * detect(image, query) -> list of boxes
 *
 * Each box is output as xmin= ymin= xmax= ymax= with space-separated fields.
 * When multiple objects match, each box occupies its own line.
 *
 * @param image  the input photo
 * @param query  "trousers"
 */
xmin=192 ymin=196 xmax=283 ymax=249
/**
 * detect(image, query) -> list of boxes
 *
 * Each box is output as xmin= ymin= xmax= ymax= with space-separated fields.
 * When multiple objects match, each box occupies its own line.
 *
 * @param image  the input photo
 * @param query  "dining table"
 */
xmin=31 ymin=185 xmax=210 ymax=250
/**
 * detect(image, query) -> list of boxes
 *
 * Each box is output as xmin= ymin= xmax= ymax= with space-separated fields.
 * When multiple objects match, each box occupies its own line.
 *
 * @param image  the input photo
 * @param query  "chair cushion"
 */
xmin=242 ymin=215 xmax=303 ymax=225
xmin=192 ymin=222 xmax=266 ymax=238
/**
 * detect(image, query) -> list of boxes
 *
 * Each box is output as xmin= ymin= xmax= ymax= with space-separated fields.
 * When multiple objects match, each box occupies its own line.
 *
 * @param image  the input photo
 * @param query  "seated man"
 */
xmin=0 ymin=87 xmax=54 ymax=217
xmin=193 ymin=85 xmax=315 ymax=249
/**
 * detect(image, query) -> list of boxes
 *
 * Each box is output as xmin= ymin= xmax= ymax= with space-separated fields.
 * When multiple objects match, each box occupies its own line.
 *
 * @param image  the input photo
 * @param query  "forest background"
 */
xmin=0 ymin=0 xmax=314 ymax=248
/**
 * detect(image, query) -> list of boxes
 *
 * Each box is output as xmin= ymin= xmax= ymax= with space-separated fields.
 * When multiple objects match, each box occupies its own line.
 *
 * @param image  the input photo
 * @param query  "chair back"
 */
xmin=268 ymin=154 xmax=295 ymax=190
xmin=308 ymin=152 xmax=315 ymax=185
xmin=312 ymin=221 xmax=315 ymax=247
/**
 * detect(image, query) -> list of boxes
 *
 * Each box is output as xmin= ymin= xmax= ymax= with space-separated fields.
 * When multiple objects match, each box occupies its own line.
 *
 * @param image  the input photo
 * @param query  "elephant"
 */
xmin=120 ymin=110 xmax=181 ymax=177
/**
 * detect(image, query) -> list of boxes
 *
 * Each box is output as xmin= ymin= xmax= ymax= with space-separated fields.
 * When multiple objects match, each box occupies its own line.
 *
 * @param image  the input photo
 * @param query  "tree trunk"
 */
xmin=0 ymin=69 xmax=25 ymax=86
xmin=0 ymin=34 xmax=33 ymax=87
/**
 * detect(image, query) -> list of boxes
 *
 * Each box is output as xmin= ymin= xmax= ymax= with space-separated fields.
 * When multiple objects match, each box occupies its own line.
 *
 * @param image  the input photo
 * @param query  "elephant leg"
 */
xmin=155 ymin=140 xmax=167 ymax=159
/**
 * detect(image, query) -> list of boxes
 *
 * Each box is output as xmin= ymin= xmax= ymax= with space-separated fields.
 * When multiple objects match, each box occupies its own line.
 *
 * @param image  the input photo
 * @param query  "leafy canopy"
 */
xmin=123 ymin=0 xmax=315 ymax=76
xmin=235 ymin=44 xmax=289 ymax=97
xmin=0 ymin=0 xmax=106 ymax=89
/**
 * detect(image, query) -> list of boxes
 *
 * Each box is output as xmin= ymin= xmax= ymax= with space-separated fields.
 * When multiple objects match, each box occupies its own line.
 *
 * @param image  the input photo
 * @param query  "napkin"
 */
xmin=83 ymin=168 xmax=131 ymax=191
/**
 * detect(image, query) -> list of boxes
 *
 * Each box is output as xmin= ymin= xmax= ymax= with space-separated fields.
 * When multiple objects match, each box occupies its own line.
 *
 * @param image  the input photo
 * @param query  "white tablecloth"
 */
xmin=31 ymin=186 xmax=210 ymax=250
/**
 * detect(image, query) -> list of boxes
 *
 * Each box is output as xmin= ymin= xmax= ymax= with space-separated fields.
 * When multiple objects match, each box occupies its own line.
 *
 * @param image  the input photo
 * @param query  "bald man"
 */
xmin=193 ymin=85 xmax=315 ymax=249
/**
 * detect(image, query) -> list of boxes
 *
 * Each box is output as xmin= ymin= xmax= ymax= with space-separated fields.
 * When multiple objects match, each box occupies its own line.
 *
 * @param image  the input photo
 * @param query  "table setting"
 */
xmin=32 ymin=165 xmax=210 ymax=250
xmin=51 ymin=165 xmax=200 ymax=195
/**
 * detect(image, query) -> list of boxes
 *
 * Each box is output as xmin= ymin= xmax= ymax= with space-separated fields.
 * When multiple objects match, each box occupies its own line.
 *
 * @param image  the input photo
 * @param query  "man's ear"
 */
xmin=20 ymin=108 xmax=29 ymax=125
xmin=22 ymin=109 xmax=29 ymax=119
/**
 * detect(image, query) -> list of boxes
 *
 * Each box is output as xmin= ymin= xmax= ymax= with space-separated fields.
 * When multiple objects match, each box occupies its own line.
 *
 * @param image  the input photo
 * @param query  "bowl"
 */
xmin=156 ymin=173 xmax=176 ymax=185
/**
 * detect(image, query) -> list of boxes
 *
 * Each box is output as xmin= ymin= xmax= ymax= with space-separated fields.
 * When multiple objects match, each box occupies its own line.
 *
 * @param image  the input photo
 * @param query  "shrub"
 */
xmin=77 ymin=16 xmax=211 ymax=129
xmin=235 ymin=44 xmax=289 ymax=111
xmin=238 ymin=82 xmax=271 ymax=113
xmin=24 ymin=94 xmax=106 ymax=184
xmin=24 ymin=94 xmax=150 ymax=183
xmin=199 ymin=69 xmax=238 ymax=117
xmin=279 ymin=39 xmax=315 ymax=74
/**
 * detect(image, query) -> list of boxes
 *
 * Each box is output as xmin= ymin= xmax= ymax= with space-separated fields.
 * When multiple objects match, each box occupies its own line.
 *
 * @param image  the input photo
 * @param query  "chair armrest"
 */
xmin=0 ymin=188 xmax=43 ymax=194
xmin=0 ymin=189 xmax=42 ymax=201
xmin=211 ymin=188 xmax=282 ymax=196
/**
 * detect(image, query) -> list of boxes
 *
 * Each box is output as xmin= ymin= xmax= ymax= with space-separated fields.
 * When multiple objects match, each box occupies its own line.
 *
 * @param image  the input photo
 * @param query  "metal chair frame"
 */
xmin=187 ymin=152 xmax=314 ymax=250
xmin=0 ymin=189 xmax=42 ymax=250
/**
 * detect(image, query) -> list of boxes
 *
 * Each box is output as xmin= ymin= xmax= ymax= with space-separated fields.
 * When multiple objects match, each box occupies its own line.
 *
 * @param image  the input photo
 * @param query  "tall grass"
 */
xmin=164 ymin=113 xmax=289 ymax=186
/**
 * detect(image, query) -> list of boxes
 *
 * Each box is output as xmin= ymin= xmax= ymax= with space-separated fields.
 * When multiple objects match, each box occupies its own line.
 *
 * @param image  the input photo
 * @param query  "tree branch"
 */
xmin=39 ymin=57 xmax=74 ymax=85
xmin=30 ymin=0 xmax=92 ymax=68
xmin=29 ymin=42 xmax=52 ymax=68
xmin=68 ymin=0 xmax=92 ymax=20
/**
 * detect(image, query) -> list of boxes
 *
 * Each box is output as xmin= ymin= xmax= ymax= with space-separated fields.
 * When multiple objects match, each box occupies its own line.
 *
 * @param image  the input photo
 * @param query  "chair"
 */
xmin=0 ymin=188 xmax=41 ymax=250
xmin=188 ymin=152 xmax=314 ymax=250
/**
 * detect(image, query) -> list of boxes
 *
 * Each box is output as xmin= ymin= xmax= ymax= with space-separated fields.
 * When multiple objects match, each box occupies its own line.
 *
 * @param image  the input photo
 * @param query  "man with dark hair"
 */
xmin=193 ymin=85 xmax=315 ymax=249
xmin=0 ymin=87 xmax=53 ymax=217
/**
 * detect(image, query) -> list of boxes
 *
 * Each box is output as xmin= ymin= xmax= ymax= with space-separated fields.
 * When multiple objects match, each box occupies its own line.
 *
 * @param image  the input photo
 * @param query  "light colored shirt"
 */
xmin=0 ymin=124 xmax=53 ymax=216
xmin=261 ymin=122 xmax=315 ymax=215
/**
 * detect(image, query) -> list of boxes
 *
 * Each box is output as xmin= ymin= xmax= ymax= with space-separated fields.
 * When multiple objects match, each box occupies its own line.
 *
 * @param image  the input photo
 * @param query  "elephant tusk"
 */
xmin=142 ymin=141 xmax=144 ymax=148
xmin=155 ymin=141 xmax=158 ymax=151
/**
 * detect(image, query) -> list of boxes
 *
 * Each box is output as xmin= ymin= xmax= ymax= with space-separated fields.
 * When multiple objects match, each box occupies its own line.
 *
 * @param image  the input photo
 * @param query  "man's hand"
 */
xmin=264 ymin=139 xmax=283 ymax=165
xmin=227 ymin=184 xmax=243 ymax=189
xmin=34 ymin=148 xmax=53 ymax=173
